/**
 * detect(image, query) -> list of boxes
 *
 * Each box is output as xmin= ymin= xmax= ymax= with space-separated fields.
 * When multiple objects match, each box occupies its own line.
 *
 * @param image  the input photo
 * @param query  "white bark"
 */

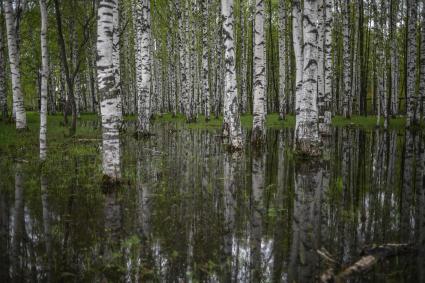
xmin=3 ymin=0 xmax=26 ymax=129
xmin=0 ymin=16 xmax=7 ymax=120
xmin=342 ymin=0 xmax=352 ymax=118
xmin=113 ymin=0 xmax=122 ymax=121
xmin=295 ymin=0 xmax=320 ymax=156
xmin=222 ymin=0 xmax=243 ymax=150
xmin=252 ymin=0 xmax=266 ymax=145
xmin=39 ymin=0 xmax=48 ymax=161
xmin=97 ymin=0 xmax=122 ymax=180
xmin=293 ymin=0 xmax=303 ymax=117
xmin=202 ymin=0 xmax=211 ymax=121
xmin=406 ymin=0 xmax=417 ymax=127
xmin=278 ymin=0 xmax=286 ymax=120
xmin=390 ymin=0 xmax=399 ymax=116
xmin=135 ymin=0 xmax=151 ymax=135
xmin=320 ymin=0 xmax=332 ymax=135
xmin=420 ymin=0 xmax=425 ymax=122
xmin=240 ymin=3 xmax=248 ymax=114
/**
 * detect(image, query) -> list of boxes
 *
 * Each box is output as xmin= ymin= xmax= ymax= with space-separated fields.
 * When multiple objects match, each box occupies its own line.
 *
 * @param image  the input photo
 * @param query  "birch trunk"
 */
xmin=3 ymin=0 xmax=26 ymax=129
xmin=39 ymin=0 xmax=48 ymax=161
xmin=320 ymin=0 xmax=333 ymax=135
xmin=113 ymin=0 xmax=122 ymax=121
xmin=278 ymin=0 xmax=286 ymax=120
xmin=0 ymin=16 xmax=7 ymax=120
xmin=240 ymin=3 xmax=248 ymax=114
xmin=420 ymin=0 xmax=425 ymax=122
xmin=390 ymin=0 xmax=399 ymax=117
xmin=222 ymin=0 xmax=243 ymax=150
xmin=342 ymin=0 xmax=352 ymax=118
xmin=374 ymin=0 xmax=388 ymax=128
xmin=406 ymin=0 xmax=418 ymax=127
xmin=251 ymin=0 xmax=266 ymax=145
xmin=202 ymin=0 xmax=210 ymax=121
xmin=295 ymin=0 xmax=320 ymax=156
xmin=97 ymin=0 xmax=122 ymax=180
xmin=293 ymin=0 xmax=303 ymax=119
xmin=136 ymin=0 xmax=152 ymax=135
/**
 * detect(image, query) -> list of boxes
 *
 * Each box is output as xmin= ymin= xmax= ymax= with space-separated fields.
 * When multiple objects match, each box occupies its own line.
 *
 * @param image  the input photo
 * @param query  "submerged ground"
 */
xmin=0 ymin=113 xmax=424 ymax=282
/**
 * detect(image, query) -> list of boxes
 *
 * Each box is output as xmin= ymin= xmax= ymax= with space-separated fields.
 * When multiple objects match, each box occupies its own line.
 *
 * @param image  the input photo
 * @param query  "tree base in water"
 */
xmin=295 ymin=138 xmax=322 ymax=157
xmin=101 ymin=175 xmax=121 ymax=193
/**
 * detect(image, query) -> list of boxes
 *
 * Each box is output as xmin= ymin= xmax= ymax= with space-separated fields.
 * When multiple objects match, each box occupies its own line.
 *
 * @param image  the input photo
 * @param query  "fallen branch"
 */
xmin=320 ymin=243 xmax=414 ymax=283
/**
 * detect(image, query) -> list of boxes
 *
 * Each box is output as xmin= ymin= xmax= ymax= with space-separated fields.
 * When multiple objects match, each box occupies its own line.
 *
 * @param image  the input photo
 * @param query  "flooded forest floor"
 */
xmin=0 ymin=112 xmax=424 ymax=282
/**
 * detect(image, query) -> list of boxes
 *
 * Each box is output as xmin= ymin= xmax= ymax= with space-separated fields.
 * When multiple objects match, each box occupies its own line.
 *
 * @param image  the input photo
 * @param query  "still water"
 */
xmin=0 ymin=121 xmax=424 ymax=282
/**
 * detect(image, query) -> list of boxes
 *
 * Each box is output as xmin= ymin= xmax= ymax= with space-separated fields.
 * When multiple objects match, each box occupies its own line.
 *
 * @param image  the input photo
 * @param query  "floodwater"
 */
xmin=0 ymin=121 xmax=424 ymax=282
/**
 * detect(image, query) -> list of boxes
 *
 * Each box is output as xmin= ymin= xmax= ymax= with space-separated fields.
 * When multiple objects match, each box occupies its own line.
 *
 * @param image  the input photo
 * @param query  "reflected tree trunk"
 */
xmin=250 ymin=151 xmax=265 ymax=282
xmin=0 ymin=186 xmax=10 ymax=281
xmin=401 ymin=130 xmax=415 ymax=242
xmin=11 ymin=162 xmax=25 ymax=280
xmin=417 ymin=134 xmax=425 ymax=282
xmin=289 ymin=159 xmax=323 ymax=283
xmin=222 ymin=152 xmax=238 ymax=282
xmin=41 ymin=175 xmax=52 ymax=282
xmin=102 ymin=191 xmax=123 ymax=281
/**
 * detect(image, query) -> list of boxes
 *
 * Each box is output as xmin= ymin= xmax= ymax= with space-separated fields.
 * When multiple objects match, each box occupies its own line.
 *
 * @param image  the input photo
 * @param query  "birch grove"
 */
xmin=0 ymin=0 xmax=424 ymax=158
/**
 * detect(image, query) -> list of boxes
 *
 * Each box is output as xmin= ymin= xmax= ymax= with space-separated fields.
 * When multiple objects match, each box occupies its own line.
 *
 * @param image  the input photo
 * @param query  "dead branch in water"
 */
xmin=320 ymin=243 xmax=414 ymax=283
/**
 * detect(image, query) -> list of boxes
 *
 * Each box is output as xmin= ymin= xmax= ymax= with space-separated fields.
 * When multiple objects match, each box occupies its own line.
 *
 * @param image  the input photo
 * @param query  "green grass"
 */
xmin=154 ymin=112 xmax=411 ymax=130
xmin=0 ymin=112 xmax=414 ymax=149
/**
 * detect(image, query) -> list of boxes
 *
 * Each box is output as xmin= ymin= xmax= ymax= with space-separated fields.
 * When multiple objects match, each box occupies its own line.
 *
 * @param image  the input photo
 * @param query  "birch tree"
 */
xmin=342 ymin=0 xmax=352 ymax=118
xmin=406 ymin=0 xmax=417 ymax=127
xmin=0 ymin=14 xmax=7 ymax=120
xmin=113 ymin=0 xmax=122 ymax=123
xmin=294 ymin=0 xmax=321 ymax=156
xmin=390 ymin=0 xmax=399 ymax=117
xmin=39 ymin=0 xmax=48 ymax=161
xmin=251 ymin=0 xmax=266 ymax=146
xmin=202 ymin=0 xmax=211 ymax=121
xmin=319 ymin=0 xmax=333 ymax=135
xmin=222 ymin=0 xmax=243 ymax=150
xmin=3 ymin=0 xmax=27 ymax=129
xmin=293 ymin=0 xmax=303 ymax=118
xmin=420 ymin=0 xmax=425 ymax=122
xmin=136 ymin=0 xmax=152 ymax=136
xmin=278 ymin=0 xmax=286 ymax=120
xmin=97 ymin=0 xmax=122 ymax=180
